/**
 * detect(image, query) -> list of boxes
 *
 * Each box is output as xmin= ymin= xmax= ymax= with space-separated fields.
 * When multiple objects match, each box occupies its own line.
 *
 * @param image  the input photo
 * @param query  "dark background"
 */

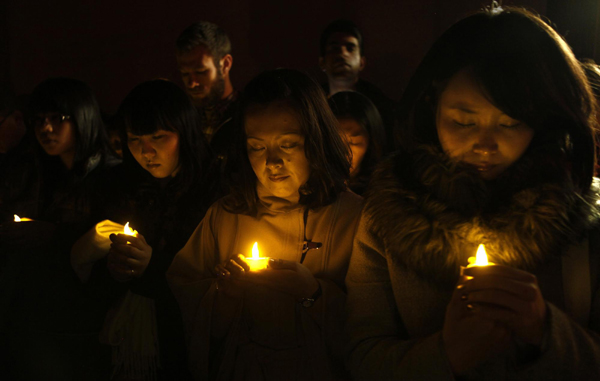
xmin=2 ymin=0 xmax=599 ymax=114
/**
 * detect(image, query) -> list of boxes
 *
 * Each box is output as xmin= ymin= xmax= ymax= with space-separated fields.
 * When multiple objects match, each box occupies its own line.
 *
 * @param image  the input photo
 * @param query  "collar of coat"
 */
xmin=364 ymin=144 xmax=600 ymax=285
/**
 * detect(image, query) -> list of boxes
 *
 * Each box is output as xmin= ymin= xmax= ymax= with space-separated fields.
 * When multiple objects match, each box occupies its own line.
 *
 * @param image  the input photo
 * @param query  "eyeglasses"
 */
xmin=32 ymin=113 xmax=71 ymax=129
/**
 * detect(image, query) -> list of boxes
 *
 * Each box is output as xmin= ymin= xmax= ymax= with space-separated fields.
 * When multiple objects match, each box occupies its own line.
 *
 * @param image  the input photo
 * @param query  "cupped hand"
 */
xmin=107 ymin=233 xmax=152 ymax=281
xmin=214 ymin=254 xmax=249 ymax=298
xmin=443 ymin=275 xmax=512 ymax=376
xmin=461 ymin=265 xmax=547 ymax=345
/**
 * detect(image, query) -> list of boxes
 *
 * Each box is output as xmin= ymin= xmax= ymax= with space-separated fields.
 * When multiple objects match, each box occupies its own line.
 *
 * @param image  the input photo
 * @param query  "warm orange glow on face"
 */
xmin=123 ymin=222 xmax=138 ymax=237
xmin=246 ymin=242 xmax=269 ymax=271
xmin=14 ymin=214 xmax=32 ymax=222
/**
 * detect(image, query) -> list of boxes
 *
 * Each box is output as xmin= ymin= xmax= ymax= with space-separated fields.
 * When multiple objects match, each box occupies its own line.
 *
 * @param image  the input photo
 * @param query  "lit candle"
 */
xmin=467 ymin=244 xmax=494 ymax=267
xmin=123 ymin=222 xmax=138 ymax=237
xmin=245 ymin=242 xmax=269 ymax=271
xmin=461 ymin=244 xmax=495 ymax=277
xmin=13 ymin=214 xmax=33 ymax=222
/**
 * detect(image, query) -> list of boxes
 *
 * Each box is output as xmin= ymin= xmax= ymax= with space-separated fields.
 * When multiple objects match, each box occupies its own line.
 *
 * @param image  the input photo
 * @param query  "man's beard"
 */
xmin=196 ymin=72 xmax=226 ymax=109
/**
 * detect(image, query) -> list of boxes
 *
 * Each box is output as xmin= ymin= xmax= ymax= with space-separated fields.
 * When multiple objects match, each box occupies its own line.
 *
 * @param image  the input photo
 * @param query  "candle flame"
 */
xmin=475 ymin=244 xmax=489 ymax=266
xmin=14 ymin=214 xmax=32 ymax=222
xmin=252 ymin=242 xmax=259 ymax=259
xmin=123 ymin=222 xmax=138 ymax=236
xmin=14 ymin=214 xmax=21 ymax=222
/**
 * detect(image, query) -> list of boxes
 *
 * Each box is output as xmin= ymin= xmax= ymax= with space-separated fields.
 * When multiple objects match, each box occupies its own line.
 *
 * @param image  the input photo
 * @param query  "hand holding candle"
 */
xmin=460 ymin=244 xmax=547 ymax=346
xmin=107 ymin=222 xmax=152 ymax=280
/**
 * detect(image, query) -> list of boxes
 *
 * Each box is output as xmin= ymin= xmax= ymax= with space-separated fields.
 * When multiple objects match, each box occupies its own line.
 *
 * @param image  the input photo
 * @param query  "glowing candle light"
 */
xmin=467 ymin=244 xmax=495 ymax=267
xmin=123 ymin=222 xmax=138 ymax=237
xmin=461 ymin=244 xmax=495 ymax=278
xmin=13 ymin=214 xmax=33 ymax=222
xmin=246 ymin=242 xmax=269 ymax=271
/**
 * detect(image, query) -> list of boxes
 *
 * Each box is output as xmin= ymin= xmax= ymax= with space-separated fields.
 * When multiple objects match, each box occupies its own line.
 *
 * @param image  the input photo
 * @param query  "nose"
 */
xmin=188 ymin=74 xmax=200 ymax=88
xmin=266 ymin=149 xmax=283 ymax=170
xmin=39 ymin=118 xmax=53 ymax=133
xmin=472 ymin=129 xmax=498 ymax=156
xmin=141 ymin=140 xmax=156 ymax=159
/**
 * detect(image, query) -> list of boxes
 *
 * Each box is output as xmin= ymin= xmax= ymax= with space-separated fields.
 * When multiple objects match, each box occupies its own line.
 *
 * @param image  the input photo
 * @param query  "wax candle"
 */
xmin=246 ymin=242 xmax=269 ymax=271
xmin=467 ymin=244 xmax=494 ymax=267
xmin=461 ymin=244 xmax=495 ymax=277
xmin=123 ymin=222 xmax=138 ymax=237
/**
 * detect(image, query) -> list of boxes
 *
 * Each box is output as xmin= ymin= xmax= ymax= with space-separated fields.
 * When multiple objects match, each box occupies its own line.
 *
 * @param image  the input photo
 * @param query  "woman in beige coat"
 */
xmin=167 ymin=69 xmax=363 ymax=380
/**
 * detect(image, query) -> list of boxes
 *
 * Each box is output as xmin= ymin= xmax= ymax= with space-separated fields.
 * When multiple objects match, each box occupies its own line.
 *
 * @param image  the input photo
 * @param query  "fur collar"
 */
xmin=364 ymin=145 xmax=600 ymax=285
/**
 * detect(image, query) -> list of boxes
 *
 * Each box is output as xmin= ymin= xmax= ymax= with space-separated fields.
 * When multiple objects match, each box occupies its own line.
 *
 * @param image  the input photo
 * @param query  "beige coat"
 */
xmin=167 ymin=190 xmax=362 ymax=380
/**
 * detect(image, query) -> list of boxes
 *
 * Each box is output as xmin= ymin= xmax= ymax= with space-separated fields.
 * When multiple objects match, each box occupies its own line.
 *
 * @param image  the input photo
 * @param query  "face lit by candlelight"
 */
xmin=177 ymin=44 xmax=228 ymax=108
xmin=127 ymin=129 xmax=181 ymax=178
xmin=436 ymin=69 xmax=535 ymax=180
xmin=245 ymin=101 xmax=311 ymax=200
xmin=338 ymin=117 xmax=369 ymax=177
xmin=34 ymin=112 xmax=77 ymax=163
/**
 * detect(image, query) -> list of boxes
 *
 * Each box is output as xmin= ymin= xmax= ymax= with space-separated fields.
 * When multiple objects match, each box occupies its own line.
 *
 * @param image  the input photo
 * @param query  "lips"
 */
xmin=147 ymin=163 xmax=160 ymax=170
xmin=468 ymin=162 xmax=497 ymax=173
xmin=269 ymin=175 xmax=289 ymax=182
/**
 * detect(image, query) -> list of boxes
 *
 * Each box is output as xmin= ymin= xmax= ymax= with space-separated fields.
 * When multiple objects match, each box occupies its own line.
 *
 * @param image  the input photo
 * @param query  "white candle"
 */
xmin=246 ymin=242 xmax=269 ymax=271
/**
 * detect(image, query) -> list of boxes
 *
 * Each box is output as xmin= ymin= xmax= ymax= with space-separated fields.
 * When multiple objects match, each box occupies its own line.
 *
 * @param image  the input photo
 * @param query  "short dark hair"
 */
xmin=225 ymin=69 xmax=350 ymax=214
xmin=319 ymin=19 xmax=364 ymax=57
xmin=398 ymin=7 xmax=596 ymax=193
xmin=329 ymin=91 xmax=385 ymax=181
xmin=116 ymin=79 xmax=213 ymax=192
xmin=29 ymin=77 xmax=111 ymax=171
xmin=176 ymin=21 xmax=232 ymax=62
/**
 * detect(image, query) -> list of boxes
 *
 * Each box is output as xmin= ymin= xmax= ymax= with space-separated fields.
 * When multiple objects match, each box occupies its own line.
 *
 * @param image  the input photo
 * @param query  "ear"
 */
xmin=319 ymin=57 xmax=327 ymax=72
xmin=220 ymin=54 xmax=233 ymax=77
xmin=359 ymin=56 xmax=366 ymax=72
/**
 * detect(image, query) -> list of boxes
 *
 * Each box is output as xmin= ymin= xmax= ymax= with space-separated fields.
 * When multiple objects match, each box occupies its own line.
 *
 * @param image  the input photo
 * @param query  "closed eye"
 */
xmin=453 ymin=121 xmax=475 ymax=127
xmin=500 ymin=122 xmax=522 ymax=128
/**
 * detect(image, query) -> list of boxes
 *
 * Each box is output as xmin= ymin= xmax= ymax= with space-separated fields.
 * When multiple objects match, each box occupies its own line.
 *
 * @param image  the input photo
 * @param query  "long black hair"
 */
xmin=29 ymin=77 xmax=112 ymax=173
xmin=329 ymin=91 xmax=385 ymax=182
xmin=398 ymin=6 xmax=596 ymax=192
xmin=225 ymin=69 xmax=350 ymax=214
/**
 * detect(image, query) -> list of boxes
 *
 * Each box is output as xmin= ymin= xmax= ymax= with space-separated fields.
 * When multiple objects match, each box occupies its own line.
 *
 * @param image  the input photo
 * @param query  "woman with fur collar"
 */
xmin=346 ymin=6 xmax=600 ymax=380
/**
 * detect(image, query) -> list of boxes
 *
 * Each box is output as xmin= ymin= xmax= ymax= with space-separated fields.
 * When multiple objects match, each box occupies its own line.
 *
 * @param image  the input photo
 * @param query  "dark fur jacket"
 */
xmin=363 ymin=143 xmax=600 ymax=286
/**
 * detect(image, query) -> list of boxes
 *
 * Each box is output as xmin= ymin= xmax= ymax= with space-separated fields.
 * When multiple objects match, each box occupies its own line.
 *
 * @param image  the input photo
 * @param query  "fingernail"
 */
xmin=466 ymin=303 xmax=474 ymax=311
xmin=460 ymin=294 xmax=468 ymax=301
xmin=456 ymin=284 xmax=465 ymax=290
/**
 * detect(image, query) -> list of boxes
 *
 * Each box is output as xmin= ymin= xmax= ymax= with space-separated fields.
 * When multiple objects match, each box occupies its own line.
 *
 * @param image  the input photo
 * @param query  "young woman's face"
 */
xmin=34 ymin=112 xmax=77 ymax=159
xmin=127 ymin=128 xmax=180 ymax=178
xmin=245 ymin=102 xmax=311 ymax=199
xmin=338 ymin=117 xmax=369 ymax=177
xmin=436 ymin=69 xmax=535 ymax=179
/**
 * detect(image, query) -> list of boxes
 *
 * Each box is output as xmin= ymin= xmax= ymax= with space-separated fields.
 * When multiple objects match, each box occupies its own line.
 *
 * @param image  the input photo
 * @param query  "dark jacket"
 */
xmin=346 ymin=144 xmax=600 ymax=380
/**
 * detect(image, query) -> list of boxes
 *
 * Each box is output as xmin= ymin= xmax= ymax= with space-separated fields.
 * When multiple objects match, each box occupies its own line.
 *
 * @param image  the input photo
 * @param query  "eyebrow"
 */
xmin=246 ymin=132 xmax=303 ymax=141
xmin=445 ymin=102 xmax=479 ymax=114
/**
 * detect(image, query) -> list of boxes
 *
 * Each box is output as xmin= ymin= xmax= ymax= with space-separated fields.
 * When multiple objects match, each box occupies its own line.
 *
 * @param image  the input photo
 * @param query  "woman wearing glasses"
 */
xmin=0 ymin=77 xmax=119 ymax=380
